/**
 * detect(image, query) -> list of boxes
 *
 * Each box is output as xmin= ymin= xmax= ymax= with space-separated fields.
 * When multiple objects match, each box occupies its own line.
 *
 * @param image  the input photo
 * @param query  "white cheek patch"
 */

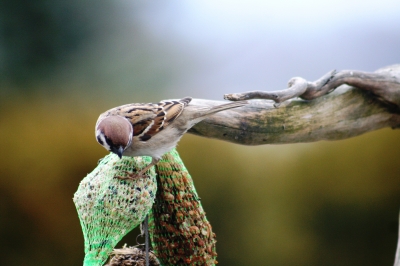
xmin=96 ymin=131 xmax=111 ymax=151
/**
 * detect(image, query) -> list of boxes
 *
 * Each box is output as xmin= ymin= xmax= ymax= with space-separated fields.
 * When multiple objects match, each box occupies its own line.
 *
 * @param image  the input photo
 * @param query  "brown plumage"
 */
xmin=95 ymin=97 xmax=246 ymax=178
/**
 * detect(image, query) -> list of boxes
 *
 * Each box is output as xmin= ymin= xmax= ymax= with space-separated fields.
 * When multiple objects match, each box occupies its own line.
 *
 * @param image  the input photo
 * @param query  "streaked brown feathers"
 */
xmin=98 ymin=97 xmax=192 ymax=143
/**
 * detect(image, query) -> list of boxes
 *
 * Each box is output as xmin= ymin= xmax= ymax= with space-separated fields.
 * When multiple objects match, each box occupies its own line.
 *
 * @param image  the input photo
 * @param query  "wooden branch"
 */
xmin=223 ymin=69 xmax=336 ymax=106
xmin=188 ymin=65 xmax=400 ymax=265
xmin=189 ymin=64 xmax=400 ymax=145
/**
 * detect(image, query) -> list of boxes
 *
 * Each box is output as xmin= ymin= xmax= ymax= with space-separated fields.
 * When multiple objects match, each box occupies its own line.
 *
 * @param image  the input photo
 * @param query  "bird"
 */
xmin=95 ymin=97 xmax=247 ymax=179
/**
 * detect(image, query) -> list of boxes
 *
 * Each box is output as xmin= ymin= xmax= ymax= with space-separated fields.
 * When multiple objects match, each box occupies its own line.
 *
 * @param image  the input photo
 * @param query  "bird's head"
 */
xmin=95 ymin=116 xmax=133 ymax=158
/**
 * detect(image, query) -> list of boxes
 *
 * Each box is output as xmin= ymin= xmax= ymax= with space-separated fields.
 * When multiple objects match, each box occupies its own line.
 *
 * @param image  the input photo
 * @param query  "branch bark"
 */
xmin=189 ymin=64 xmax=400 ymax=265
xmin=189 ymin=64 xmax=400 ymax=145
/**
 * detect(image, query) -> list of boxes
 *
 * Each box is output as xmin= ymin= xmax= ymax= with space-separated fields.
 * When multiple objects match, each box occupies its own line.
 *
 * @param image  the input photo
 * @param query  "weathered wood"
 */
xmin=224 ymin=69 xmax=336 ymax=104
xmin=187 ymin=64 xmax=400 ymax=265
xmin=224 ymin=65 xmax=400 ymax=108
xmin=189 ymin=65 xmax=400 ymax=145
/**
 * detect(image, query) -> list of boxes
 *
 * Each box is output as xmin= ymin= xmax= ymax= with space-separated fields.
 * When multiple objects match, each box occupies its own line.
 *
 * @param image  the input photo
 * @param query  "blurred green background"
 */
xmin=0 ymin=1 xmax=399 ymax=265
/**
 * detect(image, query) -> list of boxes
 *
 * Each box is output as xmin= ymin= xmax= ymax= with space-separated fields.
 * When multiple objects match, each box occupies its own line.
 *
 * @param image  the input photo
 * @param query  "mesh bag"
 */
xmin=73 ymin=154 xmax=157 ymax=266
xmin=149 ymin=149 xmax=217 ymax=265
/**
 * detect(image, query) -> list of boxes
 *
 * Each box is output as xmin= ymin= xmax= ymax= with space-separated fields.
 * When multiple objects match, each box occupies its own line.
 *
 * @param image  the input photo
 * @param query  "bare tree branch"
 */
xmin=224 ymin=65 xmax=400 ymax=110
xmin=189 ymin=64 xmax=400 ymax=145
xmin=224 ymin=69 xmax=336 ymax=106
xmin=187 ymin=64 xmax=400 ymax=266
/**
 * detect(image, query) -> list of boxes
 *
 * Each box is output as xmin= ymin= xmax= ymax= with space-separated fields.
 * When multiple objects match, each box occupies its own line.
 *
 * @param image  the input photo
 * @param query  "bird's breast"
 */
xmin=123 ymin=126 xmax=185 ymax=159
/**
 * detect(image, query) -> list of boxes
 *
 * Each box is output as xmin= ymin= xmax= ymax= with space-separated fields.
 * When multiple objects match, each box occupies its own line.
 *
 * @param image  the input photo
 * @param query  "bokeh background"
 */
xmin=1 ymin=1 xmax=399 ymax=265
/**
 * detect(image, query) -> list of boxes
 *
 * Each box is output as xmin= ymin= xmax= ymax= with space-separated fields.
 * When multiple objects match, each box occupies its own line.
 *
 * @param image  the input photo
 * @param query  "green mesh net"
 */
xmin=75 ymin=149 xmax=217 ymax=266
xmin=73 ymin=154 xmax=157 ymax=266
xmin=149 ymin=149 xmax=217 ymax=266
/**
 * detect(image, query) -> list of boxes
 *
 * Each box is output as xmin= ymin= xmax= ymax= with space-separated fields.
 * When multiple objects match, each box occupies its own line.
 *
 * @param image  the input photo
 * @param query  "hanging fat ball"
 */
xmin=149 ymin=149 xmax=218 ymax=266
xmin=73 ymin=154 xmax=157 ymax=266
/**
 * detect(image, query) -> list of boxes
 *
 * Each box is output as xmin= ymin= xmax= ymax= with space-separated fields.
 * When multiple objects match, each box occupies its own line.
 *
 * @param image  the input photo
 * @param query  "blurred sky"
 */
xmin=3 ymin=0 xmax=400 ymax=101
xmin=67 ymin=0 xmax=400 ymax=101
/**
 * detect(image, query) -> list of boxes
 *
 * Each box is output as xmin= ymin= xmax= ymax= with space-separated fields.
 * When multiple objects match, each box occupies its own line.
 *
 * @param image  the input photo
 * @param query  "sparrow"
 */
xmin=95 ymin=97 xmax=247 ymax=178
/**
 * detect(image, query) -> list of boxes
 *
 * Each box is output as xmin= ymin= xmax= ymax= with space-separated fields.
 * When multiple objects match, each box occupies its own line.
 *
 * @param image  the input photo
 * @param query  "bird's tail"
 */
xmin=191 ymin=100 xmax=248 ymax=120
xmin=207 ymin=101 xmax=247 ymax=114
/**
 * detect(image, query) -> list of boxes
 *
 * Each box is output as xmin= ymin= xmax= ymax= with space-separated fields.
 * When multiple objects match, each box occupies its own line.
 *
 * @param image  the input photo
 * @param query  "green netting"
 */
xmin=73 ymin=154 xmax=157 ymax=266
xmin=149 ymin=149 xmax=217 ymax=266
xmin=74 ymin=149 xmax=217 ymax=266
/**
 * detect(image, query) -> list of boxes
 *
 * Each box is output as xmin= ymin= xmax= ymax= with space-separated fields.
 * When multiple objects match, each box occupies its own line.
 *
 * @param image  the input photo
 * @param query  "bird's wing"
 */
xmin=160 ymin=97 xmax=192 ymax=124
xmin=113 ymin=97 xmax=192 ymax=142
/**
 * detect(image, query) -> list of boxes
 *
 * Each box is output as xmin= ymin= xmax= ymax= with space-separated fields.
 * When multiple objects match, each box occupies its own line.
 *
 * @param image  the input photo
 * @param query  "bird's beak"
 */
xmin=117 ymin=146 xmax=124 ymax=159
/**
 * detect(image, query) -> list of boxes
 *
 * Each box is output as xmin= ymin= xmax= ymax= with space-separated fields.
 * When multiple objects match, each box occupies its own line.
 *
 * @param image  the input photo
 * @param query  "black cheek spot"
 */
xmin=104 ymin=136 xmax=114 ymax=147
xmin=140 ymin=134 xmax=152 ymax=141
xmin=97 ymin=136 xmax=104 ymax=145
